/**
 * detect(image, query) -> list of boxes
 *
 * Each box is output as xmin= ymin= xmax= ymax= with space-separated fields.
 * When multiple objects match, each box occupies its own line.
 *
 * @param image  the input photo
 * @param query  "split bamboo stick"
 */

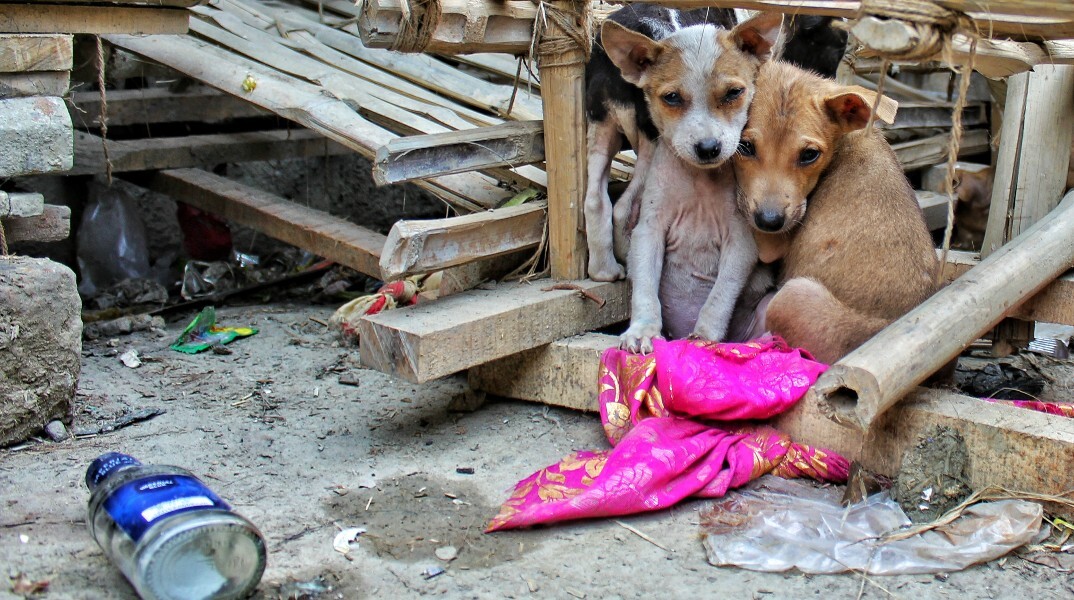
xmin=813 ymin=189 xmax=1074 ymax=432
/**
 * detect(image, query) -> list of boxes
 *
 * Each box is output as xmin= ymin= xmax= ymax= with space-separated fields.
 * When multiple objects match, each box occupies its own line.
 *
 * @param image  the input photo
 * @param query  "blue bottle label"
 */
xmin=103 ymin=475 xmax=230 ymax=542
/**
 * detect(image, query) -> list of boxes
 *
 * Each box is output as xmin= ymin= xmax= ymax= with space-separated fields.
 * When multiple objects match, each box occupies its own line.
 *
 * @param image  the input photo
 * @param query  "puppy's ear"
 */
xmin=730 ymin=11 xmax=783 ymax=60
xmin=601 ymin=20 xmax=661 ymax=85
xmin=823 ymin=86 xmax=899 ymax=131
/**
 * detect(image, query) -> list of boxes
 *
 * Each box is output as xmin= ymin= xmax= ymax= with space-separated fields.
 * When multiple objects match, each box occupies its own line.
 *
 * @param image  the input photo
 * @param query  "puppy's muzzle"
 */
xmin=693 ymin=139 xmax=722 ymax=163
xmin=753 ymin=208 xmax=786 ymax=232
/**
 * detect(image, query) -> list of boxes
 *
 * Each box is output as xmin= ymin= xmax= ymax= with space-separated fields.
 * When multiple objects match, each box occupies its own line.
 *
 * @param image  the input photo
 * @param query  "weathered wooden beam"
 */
xmin=886 ymin=101 xmax=987 ymax=131
xmin=0 ymin=71 xmax=67 ymax=98
xmin=68 ymin=87 xmax=267 ymax=128
xmin=3 ymin=204 xmax=70 ymax=243
xmin=0 ymin=34 xmax=71 ymax=71
xmin=71 ymin=129 xmax=351 ymax=176
xmin=982 ymin=66 xmax=1074 ymax=355
xmin=357 ymin=0 xmax=542 ymax=54
xmin=471 ymin=331 xmax=1074 ymax=497
xmin=814 ymin=189 xmax=1074 ymax=432
xmin=916 ymin=190 xmax=950 ymax=232
xmin=105 ymin=31 xmax=509 ymax=212
xmin=380 ymin=201 xmax=546 ymax=280
xmin=0 ymin=6 xmax=190 ymax=35
xmin=892 ymin=129 xmax=990 ymax=172
xmin=942 ymin=250 xmax=1074 ymax=327
xmin=134 ymin=168 xmax=385 ymax=278
xmin=357 ymin=279 xmax=629 ymax=383
xmin=373 ymin=120 xmax=544 ymax=185
xmin=0 ymin=191 xmax=43 ymax=219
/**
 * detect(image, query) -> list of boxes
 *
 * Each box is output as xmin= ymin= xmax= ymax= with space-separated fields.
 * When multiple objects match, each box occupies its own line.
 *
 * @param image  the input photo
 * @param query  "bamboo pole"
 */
xmin=813 ymin=189 xmax=1074 ymax=432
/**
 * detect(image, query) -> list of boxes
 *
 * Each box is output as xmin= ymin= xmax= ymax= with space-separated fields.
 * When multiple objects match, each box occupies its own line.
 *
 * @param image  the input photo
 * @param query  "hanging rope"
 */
xmin=95 ymin=35 xmax=114 ymax=186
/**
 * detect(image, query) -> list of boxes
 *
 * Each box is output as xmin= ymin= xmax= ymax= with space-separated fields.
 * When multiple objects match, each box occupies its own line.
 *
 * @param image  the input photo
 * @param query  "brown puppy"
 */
xmin=733 ymin=61 xmax=939 ymax=364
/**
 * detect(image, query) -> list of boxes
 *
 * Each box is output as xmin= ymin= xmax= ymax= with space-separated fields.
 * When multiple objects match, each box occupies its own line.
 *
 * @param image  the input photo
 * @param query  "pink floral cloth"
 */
xmin=986 ymin=398 xmax=1074 ymax=418
xmin=487 ymin=337 xmax=849 ymax=531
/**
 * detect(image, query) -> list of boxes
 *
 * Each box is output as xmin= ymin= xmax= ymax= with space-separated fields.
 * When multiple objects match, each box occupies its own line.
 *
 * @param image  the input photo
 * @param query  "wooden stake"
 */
xmin=814 ymin=189 xmax=1074 ymax=432
xmin=539 ymin=1 xmax=588 ymax=280
xmin=982 ymin=66 xmax=1074 ymax=356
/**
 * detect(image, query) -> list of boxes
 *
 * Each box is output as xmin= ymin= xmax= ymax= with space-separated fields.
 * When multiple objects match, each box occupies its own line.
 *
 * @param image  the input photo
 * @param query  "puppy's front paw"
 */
xmin=587 ymin=255 xmax=626 ymax=282
xmin=619 ymin=321 xmax=662 ymax=354
xmin=690 ymin=323 xmax=726 ymax=343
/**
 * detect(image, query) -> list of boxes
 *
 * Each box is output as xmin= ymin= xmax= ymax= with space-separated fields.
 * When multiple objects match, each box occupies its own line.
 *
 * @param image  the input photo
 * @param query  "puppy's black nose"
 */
xmin=754 ymin=210 xmax=785 ymax=232
xmin=694 ymin=139 xmax=722 ymax=162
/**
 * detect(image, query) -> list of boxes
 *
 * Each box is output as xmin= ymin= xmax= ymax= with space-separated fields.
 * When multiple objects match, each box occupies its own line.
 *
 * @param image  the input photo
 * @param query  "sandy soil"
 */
xmin=2 ymin=301 xmax=1072 ymax=599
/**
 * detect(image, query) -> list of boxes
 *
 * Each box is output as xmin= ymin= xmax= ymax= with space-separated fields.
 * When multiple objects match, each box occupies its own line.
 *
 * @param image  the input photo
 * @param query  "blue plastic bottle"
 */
xmin=84 ymin=453 xmax=267 ymax=600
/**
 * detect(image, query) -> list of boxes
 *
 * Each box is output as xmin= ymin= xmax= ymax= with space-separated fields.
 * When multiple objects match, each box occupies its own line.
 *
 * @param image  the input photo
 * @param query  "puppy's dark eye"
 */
xmin=798 ymin=148 xmax=821 ymax=165
xmin=723 ymin=87 xmax=745 ymax=103
xmin=662 ymin=92 xmax=683 ymax=107
xmin=737 ymin=140 xmax=755 ymax=157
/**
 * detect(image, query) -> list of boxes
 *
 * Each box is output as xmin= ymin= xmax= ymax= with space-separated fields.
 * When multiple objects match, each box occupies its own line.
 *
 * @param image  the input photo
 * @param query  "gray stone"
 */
xmin=0 ymin=191 xmax=45 ymax=218
xmin=0 ymin=96 xmax=73 ymax=178
xmin=0 ymin=256 xmax=81 ymax=446
xmin=44 ymin=419 xmax=68 ymax=442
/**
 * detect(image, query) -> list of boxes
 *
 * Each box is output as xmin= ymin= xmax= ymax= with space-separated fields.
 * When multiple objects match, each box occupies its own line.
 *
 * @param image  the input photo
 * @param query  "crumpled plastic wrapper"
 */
xmin=701 ymin=476 xmax=1043 ymax=575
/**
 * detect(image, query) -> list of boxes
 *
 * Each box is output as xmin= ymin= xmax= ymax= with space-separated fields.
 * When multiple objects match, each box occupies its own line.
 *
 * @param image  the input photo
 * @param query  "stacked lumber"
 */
xmin=0 ymin=0 xmax=198 ymax=35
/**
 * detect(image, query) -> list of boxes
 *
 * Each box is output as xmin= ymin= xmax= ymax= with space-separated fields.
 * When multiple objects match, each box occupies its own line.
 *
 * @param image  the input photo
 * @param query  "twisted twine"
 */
xmin=530 ymin=0 xmax=592 ymax=69
xmin=389 ymin=0 xmax=442 ymax=53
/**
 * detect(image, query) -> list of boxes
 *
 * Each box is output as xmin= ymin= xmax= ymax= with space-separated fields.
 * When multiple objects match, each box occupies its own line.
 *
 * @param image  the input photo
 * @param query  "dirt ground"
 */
xmin=2 ymin=301 xmax=1073 ymax=599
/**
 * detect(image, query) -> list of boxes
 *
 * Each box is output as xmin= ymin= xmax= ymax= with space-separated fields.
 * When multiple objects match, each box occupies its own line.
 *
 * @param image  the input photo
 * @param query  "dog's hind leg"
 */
xmin=584 ymin=119 xmax=627 ymax=281
xmin=764 ymin=277 xmax=889 ymax=364
xmin=612 ymin=135 xmax=654 ymax=264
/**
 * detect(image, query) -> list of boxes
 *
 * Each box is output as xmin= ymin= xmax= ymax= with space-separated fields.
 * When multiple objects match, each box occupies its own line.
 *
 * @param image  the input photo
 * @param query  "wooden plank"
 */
xmin=105 ymin=31 xmax=509 ymax=212
xmin=539 ymin=0 xmax=587 ymax=280
xmin=472 ymin=332 xmax=1074 ymax=497
xmin=0 ymin=70 xmax=67 ymax=98
xmin=983 ymin=66 xmax=1074 ymax=355
xmin=68 ymin=87 xmax=267 ymax=127
xmin=135 ymin=168 xmax=385 ymax=278
xmin=380 ymin=201 xmax=546 ymax=280
xmin=14 ymin=0 xmax=202 ymax=5
xmin=0 ymin=33 xmax=71 ymax=71
xmin=70 ymin=129 xmax=352 ymax=176
xmin=357 ymin=279 xmax=629 ymax=383
xmin=3 ymin=204 xmax=70 ymax=243
xmin=0 ymin=191 xmax=43 ymax=218
xmin=0 ymin=6 xmax=190 ymax=34
xmin=892 ymin=129 xmax=990 ymax=172
xmin=887 ymin=101 xmax=988 ymax=131
xmin=373 ymin=120 xmax=544 ymax=185
xmin=357 ymin=0 xmax=539 ymax=54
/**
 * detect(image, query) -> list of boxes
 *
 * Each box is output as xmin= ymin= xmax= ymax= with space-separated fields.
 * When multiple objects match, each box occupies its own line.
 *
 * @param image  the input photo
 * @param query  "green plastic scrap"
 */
xmin=170 ymin=306 xmax=258 ymax=354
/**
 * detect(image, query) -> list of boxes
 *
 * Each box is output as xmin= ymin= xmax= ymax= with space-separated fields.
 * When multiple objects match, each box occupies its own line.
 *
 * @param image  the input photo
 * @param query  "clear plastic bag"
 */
xmin=701 ymin=476 xmax=1043 ymax=575
xmin=76 ymin=183 xmax=151 ymax=297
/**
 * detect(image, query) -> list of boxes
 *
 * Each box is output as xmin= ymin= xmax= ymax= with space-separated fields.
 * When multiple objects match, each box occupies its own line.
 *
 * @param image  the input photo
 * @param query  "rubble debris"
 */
xmin=72 ymin=408 xmax=165 ymax=437
xmin=44 ymin=420 xmax=69 ymax=442
xmin=90 ymin=278 xmax=169 ymax=311
xmin=701 ymin=476 xmax=1042 ymax=575
xmin=83 ymin=313 xmax=166 ymax=340
xmin=119 ymin=348 xmax=142 ymax=368
xmin=434 ymin=545 xmax=458 ymax=561
xmin=332 ymin=527 xmax=366 ymax=556
xmin=170 ymin=306 xmax=258 ymax=354
xmin=895 ymin=426 xmax=972 ymax=523
xmin=956 ymin=360 xmax=1045 ymax=400
xmin=421 ymin=566 xmax=445 ymax=580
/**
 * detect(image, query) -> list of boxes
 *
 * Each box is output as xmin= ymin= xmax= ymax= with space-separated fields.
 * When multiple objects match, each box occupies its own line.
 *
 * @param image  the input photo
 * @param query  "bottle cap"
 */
xmin=85 ymin=452 xmax=142 ymax=490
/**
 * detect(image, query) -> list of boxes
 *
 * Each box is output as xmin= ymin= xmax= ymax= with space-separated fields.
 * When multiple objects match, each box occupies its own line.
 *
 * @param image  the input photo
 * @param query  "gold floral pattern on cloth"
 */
xmin=487 ymin=337 xmax=849 ymax=532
